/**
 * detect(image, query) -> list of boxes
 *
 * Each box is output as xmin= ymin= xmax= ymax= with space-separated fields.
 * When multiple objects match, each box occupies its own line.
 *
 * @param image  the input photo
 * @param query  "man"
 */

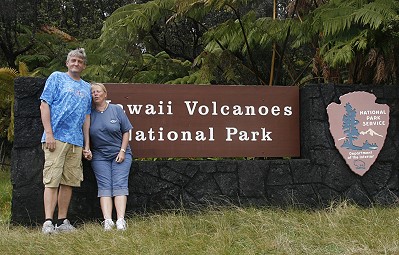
xmin=40 ymin=48 xmax=91 ymax=234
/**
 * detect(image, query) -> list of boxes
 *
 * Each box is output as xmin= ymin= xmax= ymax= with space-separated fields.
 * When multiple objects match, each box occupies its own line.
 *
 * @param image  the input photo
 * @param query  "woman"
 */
xmin=84 ymin=82 xmax=133 ymax=231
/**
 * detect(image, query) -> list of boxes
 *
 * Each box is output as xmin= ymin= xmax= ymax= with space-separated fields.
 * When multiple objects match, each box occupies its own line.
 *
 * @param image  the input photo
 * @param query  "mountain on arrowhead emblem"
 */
xmin=359 ymin=128 xmax=383 ymax=137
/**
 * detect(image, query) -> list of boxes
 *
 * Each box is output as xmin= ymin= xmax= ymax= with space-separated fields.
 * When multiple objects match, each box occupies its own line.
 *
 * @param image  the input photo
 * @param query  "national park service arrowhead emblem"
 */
xmin=327 ymin=91 xmax=390 ymax=176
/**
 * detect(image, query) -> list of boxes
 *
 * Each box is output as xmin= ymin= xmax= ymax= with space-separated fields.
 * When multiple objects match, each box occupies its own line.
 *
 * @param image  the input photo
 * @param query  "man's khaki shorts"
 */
xmin=42 ymin=140 xmax=83 ymax=188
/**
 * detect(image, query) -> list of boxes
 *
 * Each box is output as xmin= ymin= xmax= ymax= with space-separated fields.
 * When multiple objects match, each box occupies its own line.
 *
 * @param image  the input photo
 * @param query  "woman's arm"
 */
xmin=116 ymin=131 xmax=130 ymax=163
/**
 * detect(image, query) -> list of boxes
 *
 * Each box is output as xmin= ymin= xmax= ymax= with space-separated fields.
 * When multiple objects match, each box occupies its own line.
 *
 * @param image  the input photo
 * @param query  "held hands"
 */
xmin=83 ymin=148 xmax=125 ymax=162
xmin=83 ymin=149 xmax=92 ymax=160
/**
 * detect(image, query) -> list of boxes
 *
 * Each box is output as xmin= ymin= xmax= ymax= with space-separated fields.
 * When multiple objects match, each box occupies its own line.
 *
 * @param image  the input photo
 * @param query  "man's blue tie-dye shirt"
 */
xmin=40 ymin=71 xmax=92 ymax=147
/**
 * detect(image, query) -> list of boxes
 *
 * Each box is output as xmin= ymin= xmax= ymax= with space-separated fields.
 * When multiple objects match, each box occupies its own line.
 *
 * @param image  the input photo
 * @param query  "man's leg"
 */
xmin=54 ymin=184 xmax=76 ymax=232
xmin=43 ymin=187 xmax=58 ymax=219
xmin=57 ymin=142 xmax=82 ymax=226
xmin=42 ymin=140 xmax=70 ymax=233
xmin=57 ymin=184 xmax=72 ymax=219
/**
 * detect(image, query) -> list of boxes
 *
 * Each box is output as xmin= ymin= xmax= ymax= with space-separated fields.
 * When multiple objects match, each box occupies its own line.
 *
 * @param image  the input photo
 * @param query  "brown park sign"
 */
xmin=104 ymin=84 xmax=300 ymax=158
xmin=327 ymin=91 xmax=390 ymax=176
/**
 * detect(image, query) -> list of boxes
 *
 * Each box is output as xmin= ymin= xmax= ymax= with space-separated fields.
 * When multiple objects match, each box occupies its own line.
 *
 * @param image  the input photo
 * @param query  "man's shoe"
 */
xmin=116 ymin=218 xmax=127 ymax=231
xmin=55 ymin=219 xmax=76 ymax=233
xmin=42 ymin=220 xmax=55 ymax=234
xmin=102 ymin=219 xmax=115 ymax=231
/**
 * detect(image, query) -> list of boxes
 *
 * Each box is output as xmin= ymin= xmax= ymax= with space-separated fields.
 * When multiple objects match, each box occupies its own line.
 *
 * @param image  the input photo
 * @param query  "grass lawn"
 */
xmin=0 ymin=169 xmax=11 ymax=223
xmin=0 ymin=168 xmax=398 ymax=255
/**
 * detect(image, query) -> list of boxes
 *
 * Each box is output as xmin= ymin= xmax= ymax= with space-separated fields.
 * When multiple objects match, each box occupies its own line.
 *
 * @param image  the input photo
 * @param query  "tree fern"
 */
xmin=173 ymin=0 xmax=213 ymax=21
xmin=354 ymin=0 xmax=399 ymax=29
xmin=101 ymin=0 xmax=175 ymax=44
xmin=293 ymin=0 xmax=399 ymax=84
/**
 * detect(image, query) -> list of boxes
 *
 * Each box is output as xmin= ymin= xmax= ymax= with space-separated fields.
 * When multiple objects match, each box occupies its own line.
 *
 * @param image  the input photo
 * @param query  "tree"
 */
xmin=0 ymin=0 xmax=132 ymax=70
xmin=3 ymin=0 xmax=398 ymax=86
xmin=0 ymin=0 xmax=39 ymax=68
xmin=291 ymin=0 xmax=399 ymax=85
xmin=341 ymin=102 xmax=360 ymax=150
xmin=98 ymin=0 xmax=278 ymax=85
xmin=87 ymin=0 xmax=212 ymax=83
xmin=36 ymin=0 xmax=133 ymax=39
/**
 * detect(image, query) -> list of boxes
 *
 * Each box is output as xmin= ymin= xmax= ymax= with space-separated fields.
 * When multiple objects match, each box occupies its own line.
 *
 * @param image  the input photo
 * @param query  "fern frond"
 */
xmin=100 ymin=0 xmax=176 ymax=48
xmin=174 ymin=6 xmax=210 ymax=23
xmin=204 ymin=0 xmax=252 ymax=10
xmin=321 ymin=42 xmax=354 ymax=67
xmin=255 ymin=17 xmax=290 ymax=46
xmin=202 ymin=11 xmax=255 ymax=54
xmin=40 ymin=25 xmax=76 ymax=41
xmin=18 ymin=62 xmax=29 ymax=76
xmin=314 ymin=5 xmax=356 ymax=36
xmin=18 ymin=54 xmax=51 ymax=64
xmin=0 ymin=67 xmax=18 ymax=76
xmin=354 ymin=0 xmax=398 ymax=29
xmin=352 ymin=30 xmax=369 ymax=51
xmin=0 ymin=68 xmax=18 ymax=82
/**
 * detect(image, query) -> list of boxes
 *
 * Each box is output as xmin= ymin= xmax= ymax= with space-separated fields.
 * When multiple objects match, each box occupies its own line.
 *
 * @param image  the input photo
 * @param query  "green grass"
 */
xmin=0 ymin=168 xmax=398 ymax=255
xmin=0 ymin=169 xmax=11 ymax=223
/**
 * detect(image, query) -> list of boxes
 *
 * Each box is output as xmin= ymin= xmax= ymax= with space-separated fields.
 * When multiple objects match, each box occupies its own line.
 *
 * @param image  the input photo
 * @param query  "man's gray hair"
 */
xmin=67 ymin=48 xmax=87 ymax=64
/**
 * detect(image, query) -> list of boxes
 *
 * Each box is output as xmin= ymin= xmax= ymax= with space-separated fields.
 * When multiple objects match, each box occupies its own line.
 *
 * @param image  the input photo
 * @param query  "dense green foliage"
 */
xmin=1 ymin=0 xmax=398 ymax=85
xmin=0 ymin=0 xmax=398 ymax=141
xmin=292 ymin=0 xmax=399 ymax=84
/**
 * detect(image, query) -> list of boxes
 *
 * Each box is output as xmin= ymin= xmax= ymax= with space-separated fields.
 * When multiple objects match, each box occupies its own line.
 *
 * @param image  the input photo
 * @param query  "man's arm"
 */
xmin=40 ymin=101 xmax=56 ymax=151
xmin=82 ymin=114 xmax=92 ymax=160
xmin=83 ymin=114 xmax=90 ymax=149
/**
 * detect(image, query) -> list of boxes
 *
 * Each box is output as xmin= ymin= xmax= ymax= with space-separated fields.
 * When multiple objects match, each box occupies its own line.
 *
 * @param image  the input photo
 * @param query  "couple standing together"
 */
xmin=40 ymin=48 xmax=132 ymax=234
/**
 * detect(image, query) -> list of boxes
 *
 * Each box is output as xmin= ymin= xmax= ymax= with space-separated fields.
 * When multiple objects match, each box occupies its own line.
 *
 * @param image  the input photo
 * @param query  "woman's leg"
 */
xmin=111 ymin=154 xmax=132 ymax=219
xmin=100 ymin=197 xmax=113 ymax=219
xmin=91 ymin=160 xmax=113 ymax=219
xmin=114 ymin=195 xmax=127 ymax=219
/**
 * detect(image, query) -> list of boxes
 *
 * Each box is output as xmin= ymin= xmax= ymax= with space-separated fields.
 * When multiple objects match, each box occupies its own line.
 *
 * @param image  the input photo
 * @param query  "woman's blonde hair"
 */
xmin=91 ymin=82 xmax=107 ymax=93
